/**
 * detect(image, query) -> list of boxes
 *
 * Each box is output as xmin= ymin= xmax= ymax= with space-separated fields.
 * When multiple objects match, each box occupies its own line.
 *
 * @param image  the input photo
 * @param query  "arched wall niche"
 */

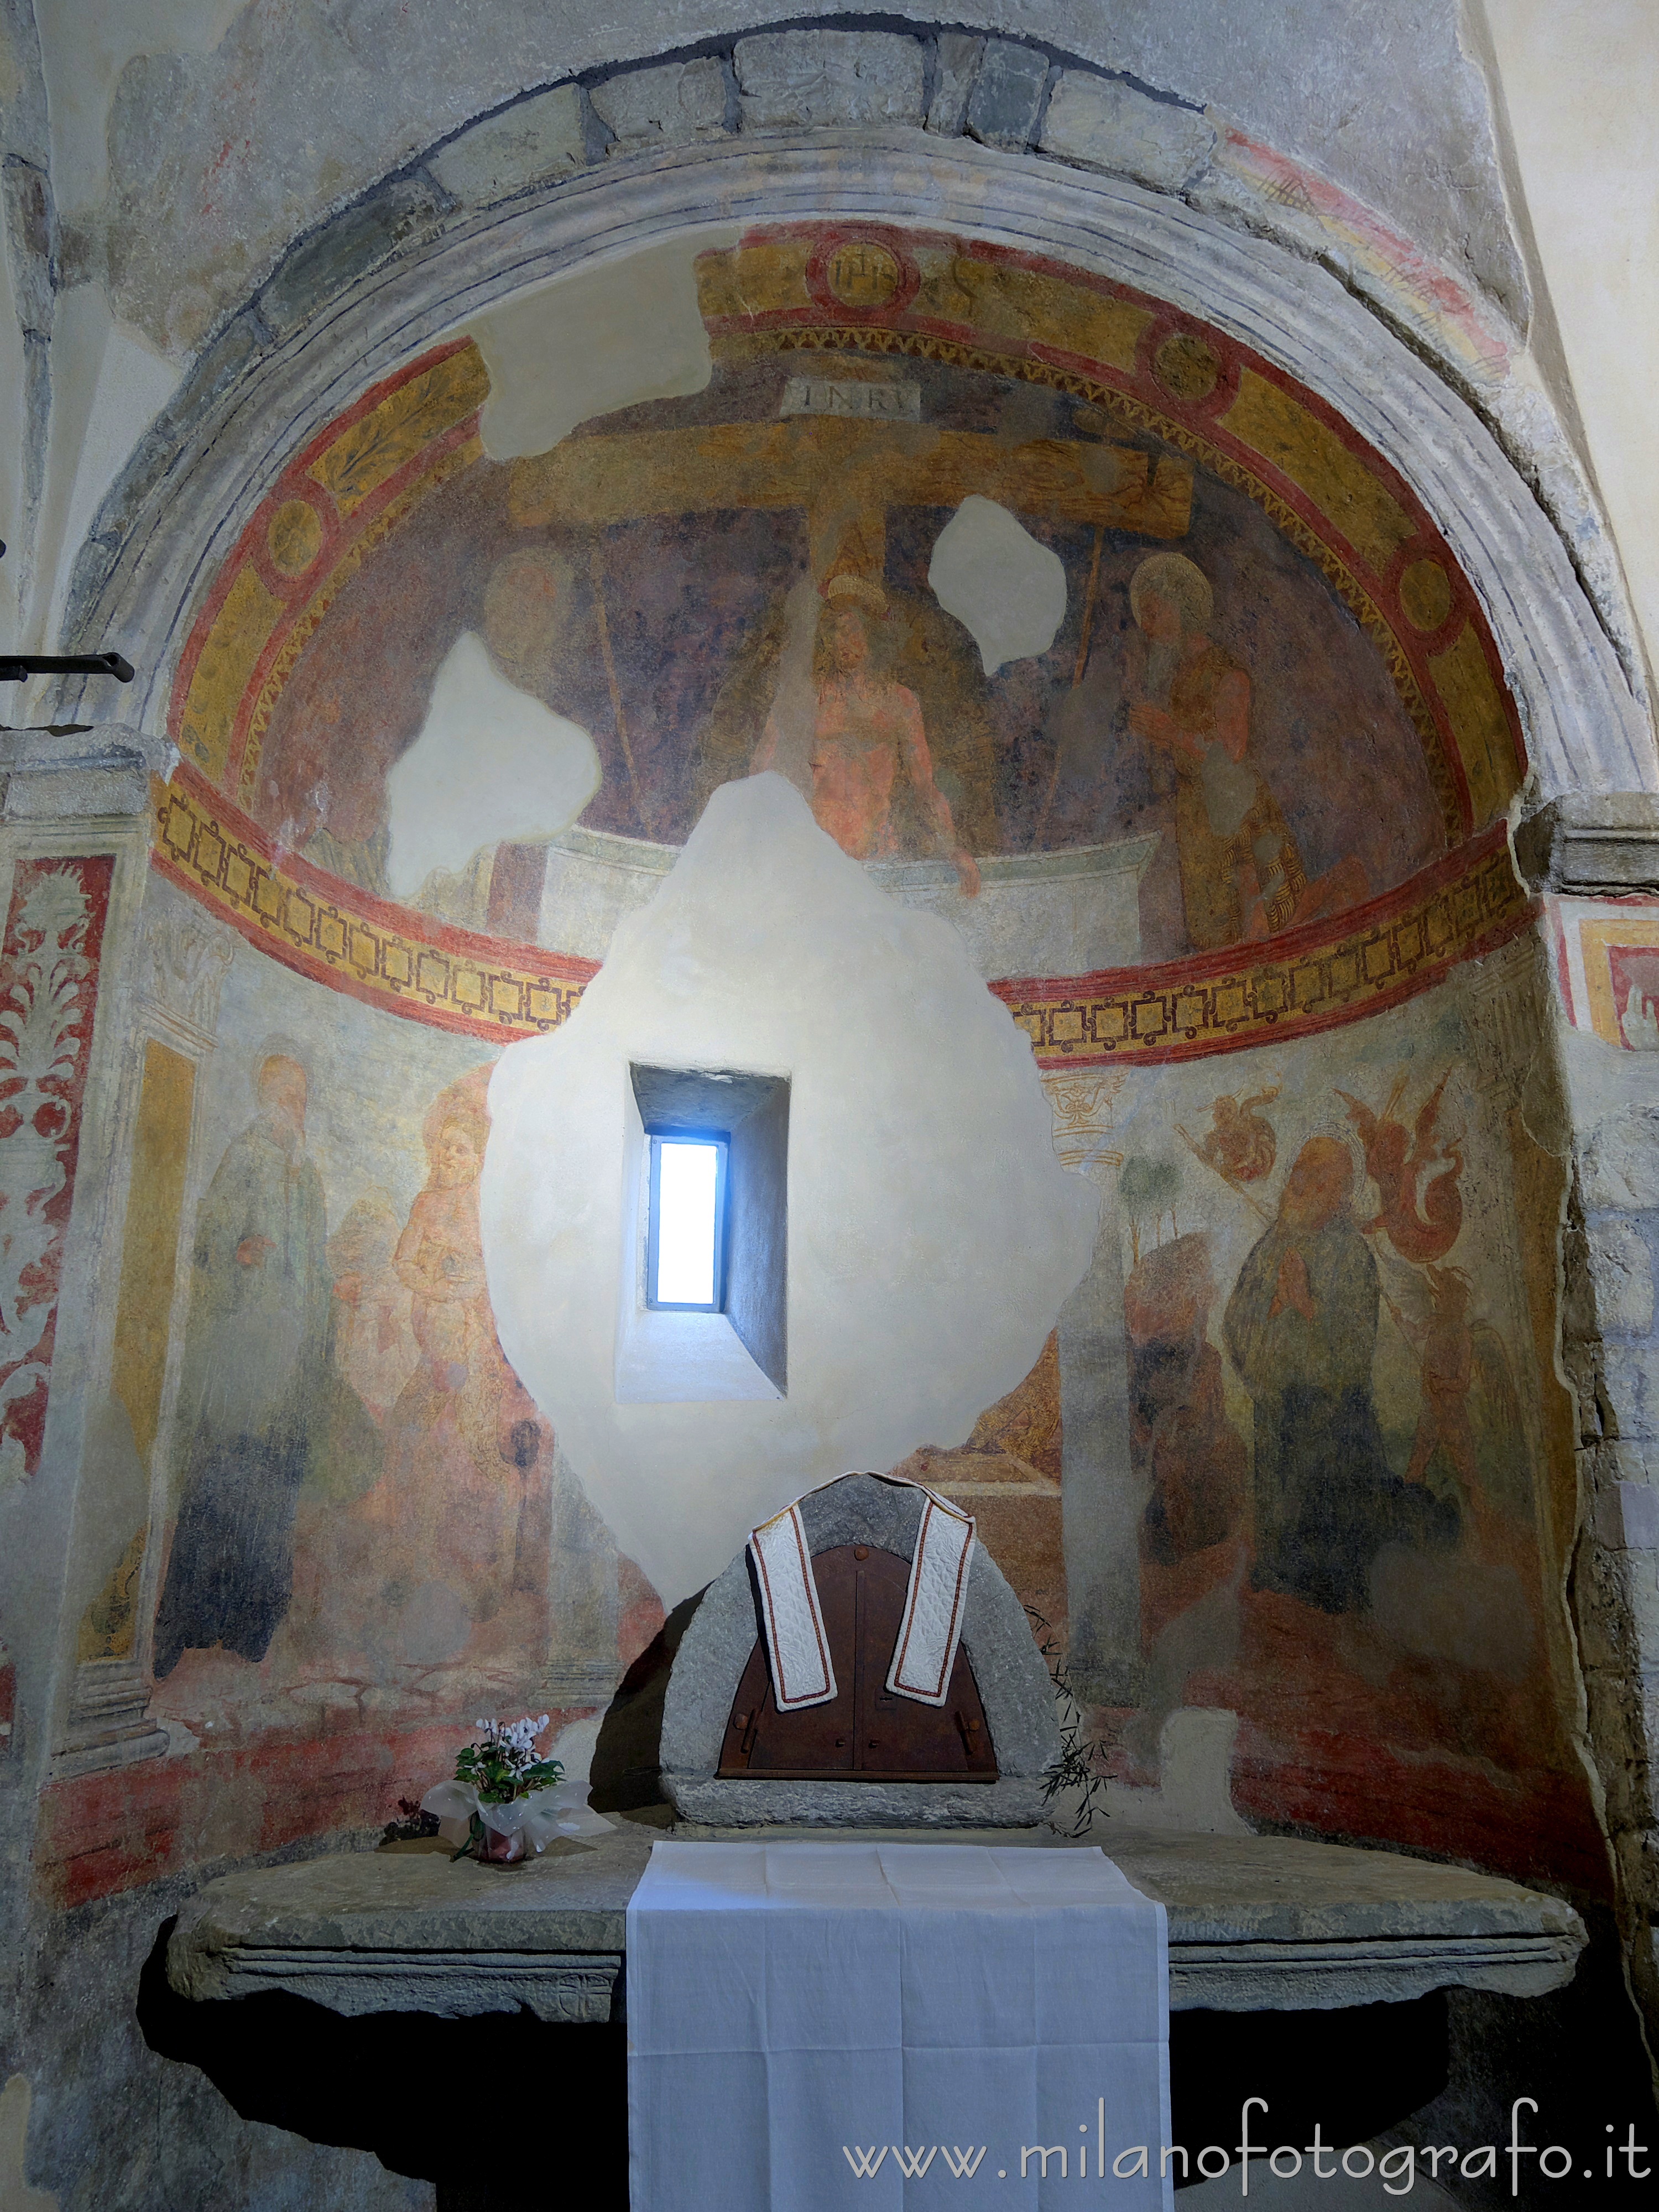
xmin=40 ymin=124 xmax=1622 ymax=1908
xmin=66 ymin=131 xmax=1651 ymax=812
xmin=149 ymin=204 xmax=1544 ymax=1062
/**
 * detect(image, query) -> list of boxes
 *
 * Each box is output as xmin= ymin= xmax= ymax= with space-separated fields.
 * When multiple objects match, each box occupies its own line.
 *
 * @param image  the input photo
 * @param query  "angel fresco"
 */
xmin=1186 ymin=1086 xmax=1280 ymax=1187
xmin=1336 ymin=1072 xmax=1464 ymax=1265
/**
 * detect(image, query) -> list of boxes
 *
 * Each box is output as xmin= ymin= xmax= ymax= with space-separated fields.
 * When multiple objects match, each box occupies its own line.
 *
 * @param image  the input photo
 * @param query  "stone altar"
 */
xmin=165 ymin=1823 xmax=1587 ymax=2021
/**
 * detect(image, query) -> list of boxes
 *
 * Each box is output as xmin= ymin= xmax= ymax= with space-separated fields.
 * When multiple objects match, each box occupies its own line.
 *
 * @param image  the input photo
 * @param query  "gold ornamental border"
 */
xmin=717 ymin=320 xmax=1464 ymax=844
xmin=994 ymin=825 xmax=1532 ymax=1067
xmin=152 ymin=769 xmax=593 ymax=1040
xmin=1580 ymin=913 xmax=1659 ymax=1049
xmin=154 ymin=766 xmax=1527 ymax=1066
xmin=168 ymin=340 xmax=489 ymax=804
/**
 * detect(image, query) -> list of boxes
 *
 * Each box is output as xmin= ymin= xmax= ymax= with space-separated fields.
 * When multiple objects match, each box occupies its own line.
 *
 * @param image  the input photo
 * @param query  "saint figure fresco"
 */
xmin=351 ymin=1068 xmax=546 ymax=1653
xmin=1222 ymin=1133 xmax=1455 ymax=1613
xmin=153 ymin=1053 xmax=331 ymax=1676
xmin=1126 ymin=554 xmax=1368 ymax=950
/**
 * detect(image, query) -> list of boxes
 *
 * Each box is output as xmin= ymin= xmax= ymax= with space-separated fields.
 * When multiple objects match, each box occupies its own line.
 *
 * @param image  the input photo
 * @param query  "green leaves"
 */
xmin=451 ymin=1720 xmax=565 ymax=1804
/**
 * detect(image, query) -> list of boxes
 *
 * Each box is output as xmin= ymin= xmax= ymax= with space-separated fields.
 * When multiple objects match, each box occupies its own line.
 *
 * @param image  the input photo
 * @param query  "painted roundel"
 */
xmin=160 ymin=222 xmax=1529 ymax=1057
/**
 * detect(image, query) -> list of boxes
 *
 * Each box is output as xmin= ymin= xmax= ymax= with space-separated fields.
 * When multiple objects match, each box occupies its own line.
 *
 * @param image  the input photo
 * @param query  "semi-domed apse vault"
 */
xmin=155 ymin=218 xmax=1530 ymax=1067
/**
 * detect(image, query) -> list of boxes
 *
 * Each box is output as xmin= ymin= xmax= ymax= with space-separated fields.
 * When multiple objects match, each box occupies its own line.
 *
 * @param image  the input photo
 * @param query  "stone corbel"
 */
xmin=1514 ymin=793 xmax=1659 ymax=898
xmin=0 ymin=723 xmax=170 ymax=822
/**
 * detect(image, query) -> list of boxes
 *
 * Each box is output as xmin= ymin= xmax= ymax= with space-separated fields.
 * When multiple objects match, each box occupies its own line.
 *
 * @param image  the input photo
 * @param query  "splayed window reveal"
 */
xmin=927 ymin=495 xmax=1069 ymax=676
xmin=481 ymin=772 xmax=1098 ymax=1605
xmin=383 ymin=632 xmax=602 ymax=901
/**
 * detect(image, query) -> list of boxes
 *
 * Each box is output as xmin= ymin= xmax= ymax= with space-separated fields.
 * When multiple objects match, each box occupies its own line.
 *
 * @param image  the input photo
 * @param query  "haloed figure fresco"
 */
xmin=1124 ymin=553 xmax=1369 ymax=951
xmin=153 ymin=1053 xmax=331 ymax=1676
xmin=348 ymin=1070 xmax=550 ymax=1661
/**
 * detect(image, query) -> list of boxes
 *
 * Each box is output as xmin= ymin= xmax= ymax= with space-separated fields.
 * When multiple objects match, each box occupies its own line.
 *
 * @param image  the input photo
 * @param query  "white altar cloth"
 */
xmin=627 ymin=1841 xmax=1171 ymax=2210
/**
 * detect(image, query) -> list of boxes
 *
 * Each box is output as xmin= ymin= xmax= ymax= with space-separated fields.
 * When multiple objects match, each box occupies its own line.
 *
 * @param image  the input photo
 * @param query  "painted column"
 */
xmin=54 ymin=881 xmax=233 ymax=1778
xmin=1044 ymin=1070 xmax=1140 ymax=1708
xmin=0 ymin=724 xmax=158 ymax=1948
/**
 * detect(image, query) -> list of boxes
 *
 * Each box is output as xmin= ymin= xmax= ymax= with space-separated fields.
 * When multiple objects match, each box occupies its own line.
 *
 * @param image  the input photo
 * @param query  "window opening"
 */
xmin=647 ymin=1132 xmax=728 ymax=1311
xmin=627 ymin=1062 xmax=789 ymax=1397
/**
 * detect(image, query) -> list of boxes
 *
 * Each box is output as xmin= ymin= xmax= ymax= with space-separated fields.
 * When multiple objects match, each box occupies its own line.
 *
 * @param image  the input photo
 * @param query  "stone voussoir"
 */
xmin=1040 ymin=71 xmax=1217 ymax=196
xmin=733 ymin=29 xmax=926 ymax=131
xmin=428 ymin=82 xmax=589 ymax=208
xmin=591 ymin=58 xmax=731 ymax=152
xmin=925 ymin=33 xmax=983 ymax=137
xmin=257 ymin=176 xmax=445 ymax=339
xmin=964 ymin=37 xmax=1051 ymax=154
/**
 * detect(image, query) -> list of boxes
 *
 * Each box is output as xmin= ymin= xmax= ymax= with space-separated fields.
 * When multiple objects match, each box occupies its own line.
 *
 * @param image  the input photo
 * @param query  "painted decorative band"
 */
xmin=154 ymin=771 xmax=1528 ymax=1063
xmin=152 ymin=768 xmax=594 ymax=1041
xmin=992 ymin=825 xmax=1532 ymax=1065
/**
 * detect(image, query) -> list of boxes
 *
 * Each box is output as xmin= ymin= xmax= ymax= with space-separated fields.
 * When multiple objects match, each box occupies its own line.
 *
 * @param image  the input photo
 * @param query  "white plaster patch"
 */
xmin=482 ymin=773 xmax=1098 ymax=1605
xmin=927 ymin=495 xmax=1068 ymax=675
xmin=466 ymin=232 xmax=733 ymax=461
xmin=384 ymin=633 xmax=601 ymax=900
xmin=0 ymin=2075 xmax=56 ymax=2211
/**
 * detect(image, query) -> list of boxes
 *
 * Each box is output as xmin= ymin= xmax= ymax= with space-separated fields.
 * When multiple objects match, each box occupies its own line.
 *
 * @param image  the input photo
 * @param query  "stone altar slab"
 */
xmin=166 ymin=1824 xmax=1585 ymax=2021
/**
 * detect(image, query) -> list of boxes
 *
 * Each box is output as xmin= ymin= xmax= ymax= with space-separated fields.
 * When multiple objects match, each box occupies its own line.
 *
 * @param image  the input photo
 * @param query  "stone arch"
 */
xmin=59 ymin=123 xmax=1651 ymax=808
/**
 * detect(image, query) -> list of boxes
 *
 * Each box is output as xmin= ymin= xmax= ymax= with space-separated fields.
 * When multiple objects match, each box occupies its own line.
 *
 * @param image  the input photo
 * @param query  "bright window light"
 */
xmin=651 ymin=1138 xmax=724 ymax=1308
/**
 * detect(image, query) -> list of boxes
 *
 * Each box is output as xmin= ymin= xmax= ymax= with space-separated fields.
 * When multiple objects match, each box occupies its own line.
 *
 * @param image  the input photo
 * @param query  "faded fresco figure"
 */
xmin=1126 ymin=554 xmax=1366 ymax=951
xmin=1192 ymin=1086 xmax=1280 ymax=1186
xmin=352 ymin=1070 xmax=545 ymax=1657
xmin=754 ymin=573 xmax=982 ymax=896
xmin=1126 ymin=1233 xmax=1246 ymax=1567
xmin=1399 ymin=1263 xmax=1522 ymax=1542
xmin=327 ymin=1191 xmax=418 ymax=1427
xmin=153 ymin=1054 xmax=331 ymax=1676
xmin=1223 ymin=1134 xmax=1454 ymax=1613
xmin=1337 ymin=1071 xmax=1464 ymax=1264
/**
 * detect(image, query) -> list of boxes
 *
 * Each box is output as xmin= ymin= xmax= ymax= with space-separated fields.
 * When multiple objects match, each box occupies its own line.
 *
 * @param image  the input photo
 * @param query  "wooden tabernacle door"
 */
xmin=718 ymin=1543 xmax=999 ymax=1781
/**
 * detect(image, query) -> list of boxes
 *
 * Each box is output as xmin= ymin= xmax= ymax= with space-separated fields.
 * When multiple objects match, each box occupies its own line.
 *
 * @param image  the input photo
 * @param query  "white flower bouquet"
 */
xmin=421 ymin=1714 xmax=612 ymax=1863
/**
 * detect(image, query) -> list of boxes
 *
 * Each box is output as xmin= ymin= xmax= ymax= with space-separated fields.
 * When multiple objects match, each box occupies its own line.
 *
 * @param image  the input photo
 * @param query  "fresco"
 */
xmin=0 ymin=858 xmax=115 ymax=1485
xmin=161 ymin=223 xmax=1525 ymax=1054
xmin=1550 ymin=895 xmax=1659 ymax=1050
xmin=45 ymin=225 xmax=1577 ymax=1917
xmin=144 ymin=942 xmax=662 ymax=1742
xmin=909 ymin=962 xmax=1601 ymax=1890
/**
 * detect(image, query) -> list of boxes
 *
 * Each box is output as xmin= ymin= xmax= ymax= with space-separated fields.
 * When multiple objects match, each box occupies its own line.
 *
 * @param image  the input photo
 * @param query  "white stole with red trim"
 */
xmin=747 ymin=1478 xmax=976 ymax=1713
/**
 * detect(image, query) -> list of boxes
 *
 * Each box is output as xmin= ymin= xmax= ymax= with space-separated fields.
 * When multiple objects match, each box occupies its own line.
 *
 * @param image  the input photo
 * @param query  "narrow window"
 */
xmin=647 ymin=1132 xmax=728 ymax=1311
xmin=627 ymin=1063 xmax=789 ymax=1398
